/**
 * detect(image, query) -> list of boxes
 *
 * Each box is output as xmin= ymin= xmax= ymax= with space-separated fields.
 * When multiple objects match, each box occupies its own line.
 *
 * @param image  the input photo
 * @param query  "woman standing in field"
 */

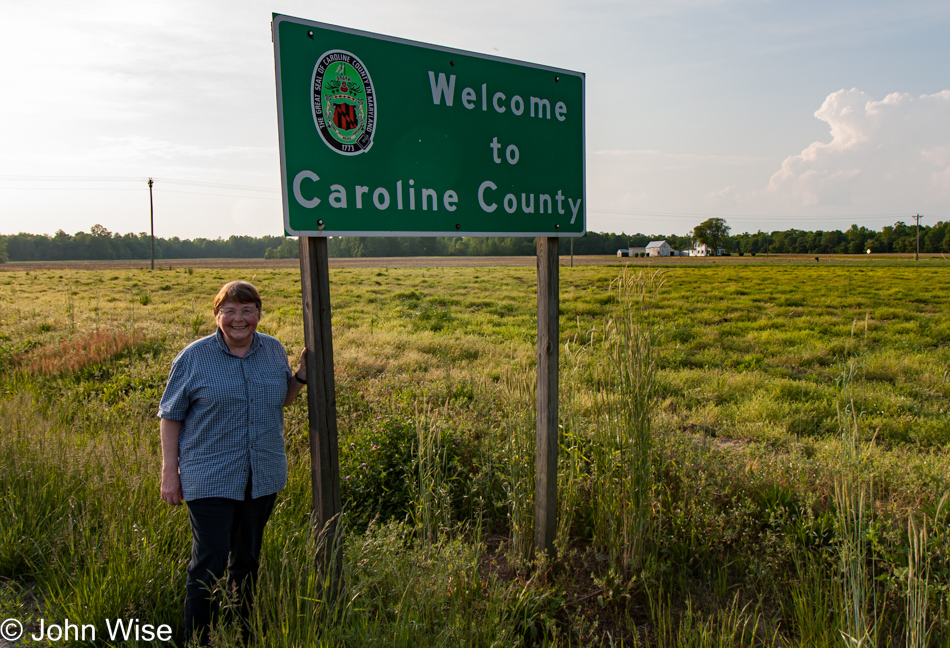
xmin=158 ymin=280 xmax=306 ymax=645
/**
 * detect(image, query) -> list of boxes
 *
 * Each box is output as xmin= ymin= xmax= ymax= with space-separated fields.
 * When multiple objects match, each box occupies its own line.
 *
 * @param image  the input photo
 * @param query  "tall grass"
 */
xmin=648 ymin=589 xmax=780 ymax=648
xmin=784 ymin=551 xmax=839 ymax=647
xmin=555 ymin=405 xmax=584 ymax=557
xmin=590 ymin=269 xmax=665 ymax=571
xmin=0 ymin=391 xmax=186 ymax=642
xmin=499 ymin=368 xmax=536 ymax=563
xmin=905 ymin=492 xmax=946 ymax=648
xmin=905 ymin=514 xmax=931 ymax=648
xmin=411 ymin=402 xmax=454 ymax=543
xmin=834 ymin=476 xmax=876 ymax=648
xmin=833 ymin=362 xmax=878 ymax=648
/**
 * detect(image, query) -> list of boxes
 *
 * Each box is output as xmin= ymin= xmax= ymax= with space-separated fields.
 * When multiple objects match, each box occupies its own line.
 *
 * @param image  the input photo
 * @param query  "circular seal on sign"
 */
xmin=312 ymin=50 xmax=376 ymax=155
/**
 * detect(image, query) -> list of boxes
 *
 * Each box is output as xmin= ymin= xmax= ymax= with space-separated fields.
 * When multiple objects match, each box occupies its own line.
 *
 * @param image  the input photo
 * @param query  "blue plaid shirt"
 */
xmin=158 ymin=329 xmax=292 ymax=500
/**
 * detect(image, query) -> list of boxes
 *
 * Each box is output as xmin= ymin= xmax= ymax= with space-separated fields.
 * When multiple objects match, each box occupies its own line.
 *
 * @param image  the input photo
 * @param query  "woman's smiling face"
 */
xmin=215 ymin=300 xmax=260 ymax=350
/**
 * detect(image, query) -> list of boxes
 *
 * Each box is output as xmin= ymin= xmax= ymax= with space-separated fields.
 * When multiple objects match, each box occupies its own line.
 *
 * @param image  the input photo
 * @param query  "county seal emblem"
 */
xmin=311 ymin=50 xmax=376 ymax=155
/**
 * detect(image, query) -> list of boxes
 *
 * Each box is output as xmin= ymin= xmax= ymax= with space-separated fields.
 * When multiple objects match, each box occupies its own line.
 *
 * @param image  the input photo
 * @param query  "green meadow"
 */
xmin=0 ymin=258 xmax=948 ymax=646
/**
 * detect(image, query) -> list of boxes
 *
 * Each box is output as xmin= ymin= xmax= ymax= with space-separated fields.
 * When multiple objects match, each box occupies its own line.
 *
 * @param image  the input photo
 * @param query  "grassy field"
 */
xmin=0 ymin=257 xmax=948 ymax=646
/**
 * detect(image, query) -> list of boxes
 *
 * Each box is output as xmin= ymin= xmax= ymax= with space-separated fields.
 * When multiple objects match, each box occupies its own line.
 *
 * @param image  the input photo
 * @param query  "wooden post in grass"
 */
xmin=148 ymin=178 xmax=155 ymax=271
xmin=535 ymin=236 xmax=559 ymax=558
xmin=298 ymin=236 xmax=343 ymax=591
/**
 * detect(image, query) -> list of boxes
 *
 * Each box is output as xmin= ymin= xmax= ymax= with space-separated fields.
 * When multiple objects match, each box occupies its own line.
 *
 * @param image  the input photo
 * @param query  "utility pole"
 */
xmin=148 ymin=178 xmax=155 ymax=270
xmin=913 ymin=213 xmax=921 ymax=261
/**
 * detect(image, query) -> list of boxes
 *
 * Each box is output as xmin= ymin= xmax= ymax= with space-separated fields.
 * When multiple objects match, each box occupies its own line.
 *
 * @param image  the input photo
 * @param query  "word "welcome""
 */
xmin=428 ymin=72 xmax=568 ymax=122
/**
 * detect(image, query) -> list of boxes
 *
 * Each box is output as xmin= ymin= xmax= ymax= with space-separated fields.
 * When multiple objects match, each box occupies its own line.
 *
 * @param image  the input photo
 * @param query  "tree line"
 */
xmin=0 ymin=226 xmax=284 ymax=263
xmin=1 ymin=220 xmax=947 ymax=263
xmin=731 ymin=222 xmax=949 ymax=255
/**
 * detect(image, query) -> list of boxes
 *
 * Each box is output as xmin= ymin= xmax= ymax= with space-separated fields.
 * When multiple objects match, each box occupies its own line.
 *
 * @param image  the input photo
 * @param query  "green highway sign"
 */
xmin=273 ymin=15 xmax=585 ymax=237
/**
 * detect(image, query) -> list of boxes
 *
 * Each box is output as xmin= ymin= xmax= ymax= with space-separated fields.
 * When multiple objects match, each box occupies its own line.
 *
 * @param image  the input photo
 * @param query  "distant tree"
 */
xmin=264 ymin=238 xmax=299 ymax=259
xmin=891 ymin=221 xmax=912 ymax=253
xmin=864 ymin=234 xmax=886 ymax=253
xmin=846 ymin=224 xmax=875 ymax=254
xmin=820 ymin=230 xmax=844 ymax=253
xmin=90 ymin=223 xmax=111 ymax=238
xmin=0 ymin=236 xmax=7 ymax=263
xmin=692 ymin=218 xmax=730 ymax=253
xmin=334 ymin=237 xmax=365 ymax=258
xmin=923 ymin=222 xmax=946 ymax=253
xmin=880 ymin=225 xmax=895 ymax=253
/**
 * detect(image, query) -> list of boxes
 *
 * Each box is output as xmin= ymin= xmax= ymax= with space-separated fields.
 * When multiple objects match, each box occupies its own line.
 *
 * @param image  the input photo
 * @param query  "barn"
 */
xmin=646 ymin=241 xmax=672 ymax=257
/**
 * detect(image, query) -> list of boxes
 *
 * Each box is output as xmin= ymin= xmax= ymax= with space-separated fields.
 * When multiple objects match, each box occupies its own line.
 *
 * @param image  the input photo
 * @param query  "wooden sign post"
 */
xmin=535 ymin=237 xmax=560 ymax=558
xmin=298 ymin=236 xmax=343 ymax=589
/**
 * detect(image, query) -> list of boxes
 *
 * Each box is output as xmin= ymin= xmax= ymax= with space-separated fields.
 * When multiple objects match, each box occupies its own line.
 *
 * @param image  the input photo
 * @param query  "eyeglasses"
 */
xmin=218 ymin=307 xmax=259 ymax=319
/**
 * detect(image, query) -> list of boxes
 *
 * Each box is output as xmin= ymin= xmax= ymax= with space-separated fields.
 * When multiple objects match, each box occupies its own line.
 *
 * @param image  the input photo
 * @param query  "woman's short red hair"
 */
xmin=212 ymin=281 xmax=262 ymax=314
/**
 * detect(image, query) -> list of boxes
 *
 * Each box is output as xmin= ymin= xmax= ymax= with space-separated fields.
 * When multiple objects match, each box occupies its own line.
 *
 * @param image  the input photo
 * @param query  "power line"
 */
xmin=151 ymin=177 xmax=279 ymax=193
xmin=157 ymin=189 xmax=279 ymax=200
xmin=1 ymin=187 xmax=143 ymax=192
xmin=0 ymin=174 xmax=279 ymax=194
xmin=589 ymin=210 xmax=941 ymax=224
xmin=0 ymin=175 xmax=144 ymax=182
xmin=2 ymin=185 xmax=279 ymax=200
xmin=589 ymin=208 xmax=921 ymax=220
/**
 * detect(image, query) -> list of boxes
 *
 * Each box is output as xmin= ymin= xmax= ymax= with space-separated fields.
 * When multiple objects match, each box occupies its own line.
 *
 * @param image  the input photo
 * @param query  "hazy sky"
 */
xmin=1 ymin=0 xmax=948 ymax=239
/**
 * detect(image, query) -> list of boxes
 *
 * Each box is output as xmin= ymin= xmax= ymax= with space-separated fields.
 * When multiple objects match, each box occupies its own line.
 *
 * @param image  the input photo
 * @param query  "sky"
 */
xmin=0 ymin=0 xmax=948 ymax=240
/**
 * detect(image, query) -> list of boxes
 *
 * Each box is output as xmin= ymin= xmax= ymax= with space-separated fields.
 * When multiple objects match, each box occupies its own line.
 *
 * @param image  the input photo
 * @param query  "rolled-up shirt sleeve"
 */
xmin=158 ymin=351 xmax=192 ymax=421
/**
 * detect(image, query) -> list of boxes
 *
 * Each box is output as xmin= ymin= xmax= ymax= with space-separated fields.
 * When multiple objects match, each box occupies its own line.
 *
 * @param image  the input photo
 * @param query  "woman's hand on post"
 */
xmin=295 ymin=348 xmax=308 ymax=383
xmin=285 ymin=348 xmax=309 ymax=407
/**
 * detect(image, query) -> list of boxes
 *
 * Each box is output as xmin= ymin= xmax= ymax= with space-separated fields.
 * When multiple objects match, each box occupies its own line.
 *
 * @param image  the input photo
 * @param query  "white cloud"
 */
xmin=586 ymin=89 xmax=950 ymax=235
xmin=763 ymin=88 xmax=950 ymax=211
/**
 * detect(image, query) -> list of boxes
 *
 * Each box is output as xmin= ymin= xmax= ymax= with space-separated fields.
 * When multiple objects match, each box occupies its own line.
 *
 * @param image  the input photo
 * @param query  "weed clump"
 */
xmin=16 ymin=328 xmax=150 ymax=376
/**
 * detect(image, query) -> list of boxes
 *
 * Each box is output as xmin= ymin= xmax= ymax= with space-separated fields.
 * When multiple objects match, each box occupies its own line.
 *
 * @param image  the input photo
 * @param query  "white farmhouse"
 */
xmin=645 ymin=240 xmax=672 ymax=257
xmin=691 ymin=242 xmax=725 ymax=257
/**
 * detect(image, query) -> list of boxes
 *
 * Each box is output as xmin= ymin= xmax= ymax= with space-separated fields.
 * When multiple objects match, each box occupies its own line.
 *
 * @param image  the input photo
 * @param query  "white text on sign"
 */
xmin=428 ymin=72 xmax=568 ymax=121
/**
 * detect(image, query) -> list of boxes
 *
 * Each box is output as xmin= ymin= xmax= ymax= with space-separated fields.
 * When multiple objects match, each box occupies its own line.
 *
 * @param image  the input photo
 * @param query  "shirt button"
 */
xmin=250 ymin=422 xmax=254 ymax=426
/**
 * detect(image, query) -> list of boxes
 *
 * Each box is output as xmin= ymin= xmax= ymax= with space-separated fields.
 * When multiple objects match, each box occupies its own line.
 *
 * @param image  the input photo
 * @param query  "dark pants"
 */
xmin=183 ymin=478 xmax=276 ymax=646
